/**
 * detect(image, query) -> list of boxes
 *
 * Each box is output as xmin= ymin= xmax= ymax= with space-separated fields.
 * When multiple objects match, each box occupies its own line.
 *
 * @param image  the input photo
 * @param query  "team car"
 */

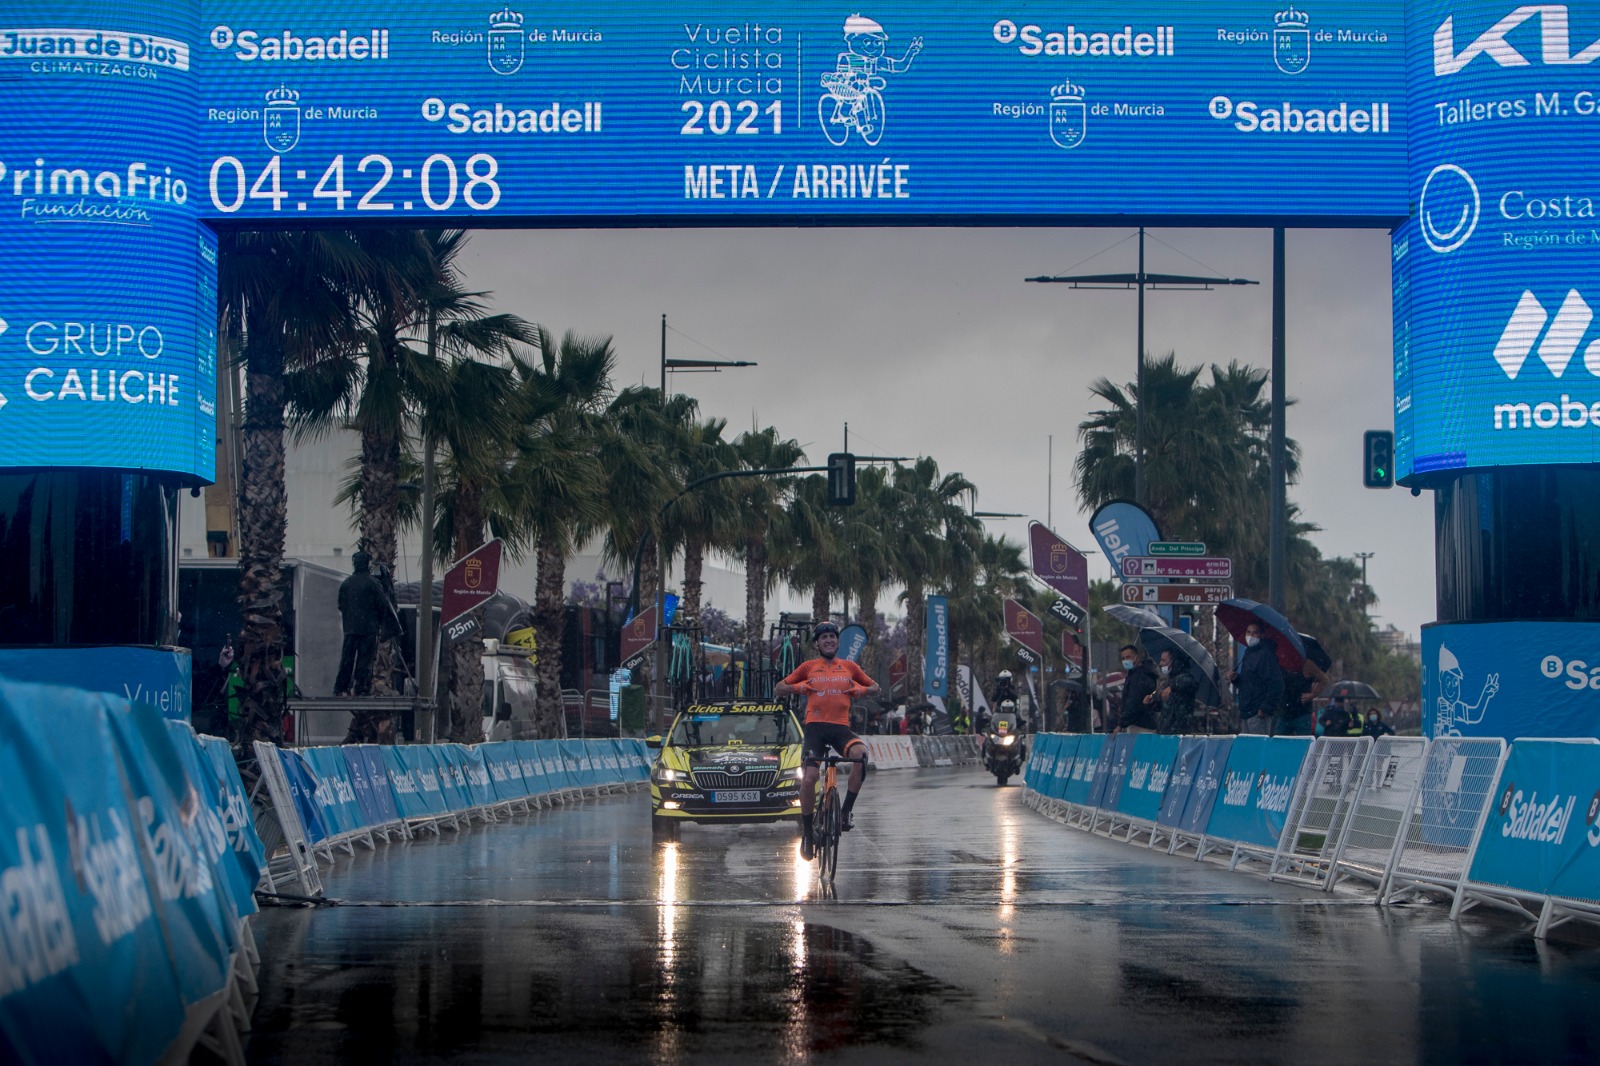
xmin=646 ymin=701 xmax=804 ymax=837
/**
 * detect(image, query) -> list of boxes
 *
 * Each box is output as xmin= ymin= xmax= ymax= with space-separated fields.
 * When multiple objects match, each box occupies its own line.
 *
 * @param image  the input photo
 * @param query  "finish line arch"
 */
xmin=3 ymin=1 xmax=1598 ymax=728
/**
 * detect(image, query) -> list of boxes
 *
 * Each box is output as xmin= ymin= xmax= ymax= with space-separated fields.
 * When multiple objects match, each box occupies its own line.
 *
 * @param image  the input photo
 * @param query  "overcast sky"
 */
xmin=461 ymin=225 xmax=1435 ymax=643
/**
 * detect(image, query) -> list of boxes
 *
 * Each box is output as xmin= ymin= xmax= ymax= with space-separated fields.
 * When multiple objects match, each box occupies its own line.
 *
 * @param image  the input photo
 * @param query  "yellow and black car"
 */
xmin=647 ymin=701 xmax=804 ymax=837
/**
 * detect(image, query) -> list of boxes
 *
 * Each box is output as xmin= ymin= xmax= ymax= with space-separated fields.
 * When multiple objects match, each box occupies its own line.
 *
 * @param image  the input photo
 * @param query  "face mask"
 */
xmin=1160 ymin=665 xmax=1171 ymax=677
xmin=1367 ymin=715 xmax=1377 ymax=722
xmin=1246 ymin=635 xmax=1260 ymax=647
xmin=1121 ymin=658 xmax=1135 ymax=671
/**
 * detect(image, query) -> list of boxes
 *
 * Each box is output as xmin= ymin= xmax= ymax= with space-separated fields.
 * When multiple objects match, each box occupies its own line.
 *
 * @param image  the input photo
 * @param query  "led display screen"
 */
xmin=0 ymin=2 xmax=210 ymax=479
xmin=194 ymin=0 xmax=1408 ymax=223
xmin=1396 ymin=0 xmax=1600 ymax=479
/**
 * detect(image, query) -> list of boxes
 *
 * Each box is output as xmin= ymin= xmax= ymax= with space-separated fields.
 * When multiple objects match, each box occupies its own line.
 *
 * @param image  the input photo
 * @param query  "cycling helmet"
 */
xmin=813 ymin=621 xmax=841 ymax=639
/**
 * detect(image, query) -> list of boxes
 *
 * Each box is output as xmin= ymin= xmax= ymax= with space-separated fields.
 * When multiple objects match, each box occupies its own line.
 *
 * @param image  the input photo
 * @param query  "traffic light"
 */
xmin=1363 ymin=430 xmax=1394 ymax=489
xmin=827 ymin=452 xmax=856 ymax=506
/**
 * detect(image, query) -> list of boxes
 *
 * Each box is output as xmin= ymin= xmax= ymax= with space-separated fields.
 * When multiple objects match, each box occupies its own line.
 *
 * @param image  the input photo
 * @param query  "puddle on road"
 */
xmin=246 ymin=907 xmax=969 ymax=1063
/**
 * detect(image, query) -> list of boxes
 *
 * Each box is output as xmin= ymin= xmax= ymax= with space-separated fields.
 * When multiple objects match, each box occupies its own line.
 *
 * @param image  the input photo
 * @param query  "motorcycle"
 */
xmin=982 ymin=712 xmax=1026 ymax=786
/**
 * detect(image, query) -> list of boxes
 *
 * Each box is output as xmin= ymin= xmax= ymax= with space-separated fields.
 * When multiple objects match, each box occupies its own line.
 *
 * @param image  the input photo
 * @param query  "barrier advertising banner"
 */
xmin=1159 ymin=736 xmax=1206 ymax=827
xmin=1098 ymin=734 xmax=1138 ymax=811
xmin=1202 ymin=736 xmax=1310 ymax=849
xmin=1422 ymin=621 xmax=1600 ymax=741
xmin=1064 ymin=734 xmax=1106 ymax=807
xmin=1467 ymin=739 xmax=1600 ymax=902
xmin=0 ymin=682 xmax=187 ymax=1065
xmin=1117 ymin=734 xmax=1181 ymax=822
xmin=1181 ymin=737 xmax=1234 ymax=834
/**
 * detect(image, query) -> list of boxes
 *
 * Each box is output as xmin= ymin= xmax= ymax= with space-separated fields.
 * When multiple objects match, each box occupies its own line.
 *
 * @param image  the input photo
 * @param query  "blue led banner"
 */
xmin=1396 ymin=1 xmax=1600 ymax=479
xmin=7 ymin=0 xmax=1589 ymax=486
xmin=0 ymin=2 xmax=212 ymax=479
xmin=190 ymin=0 xmax=1407 ymax=224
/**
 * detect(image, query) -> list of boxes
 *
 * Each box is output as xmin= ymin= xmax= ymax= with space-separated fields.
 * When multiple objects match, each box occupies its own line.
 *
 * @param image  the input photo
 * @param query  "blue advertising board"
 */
xmin=1396 ymin=1 xmax=1600 ymax=479
xmin=1422 ymin=620 xmax=1600 ymax=740
xmin=0 ymin=646 xmax=193 ymax=722
xmin=1063 ymin=733 xmax=1105 ymax=807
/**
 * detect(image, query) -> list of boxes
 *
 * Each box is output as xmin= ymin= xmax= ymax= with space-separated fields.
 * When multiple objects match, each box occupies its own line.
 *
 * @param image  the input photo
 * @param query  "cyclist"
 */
xmin=774 ymin=620 xmax=880 ymax=857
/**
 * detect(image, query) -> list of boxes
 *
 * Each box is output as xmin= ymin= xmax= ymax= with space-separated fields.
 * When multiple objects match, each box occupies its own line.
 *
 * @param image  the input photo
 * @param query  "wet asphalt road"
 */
xmin=246 ymin=768 xmax=1600 ymax=1065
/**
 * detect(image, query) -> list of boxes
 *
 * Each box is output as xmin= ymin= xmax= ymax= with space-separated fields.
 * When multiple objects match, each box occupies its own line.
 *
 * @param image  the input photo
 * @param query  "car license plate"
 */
xmin=712 ymin=790 xmax=760 ymax=803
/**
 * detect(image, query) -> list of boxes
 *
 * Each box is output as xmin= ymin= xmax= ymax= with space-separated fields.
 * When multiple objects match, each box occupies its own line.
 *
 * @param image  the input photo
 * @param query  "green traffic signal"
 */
xmin=1363 ymin=430 xmax=1394 ymax=489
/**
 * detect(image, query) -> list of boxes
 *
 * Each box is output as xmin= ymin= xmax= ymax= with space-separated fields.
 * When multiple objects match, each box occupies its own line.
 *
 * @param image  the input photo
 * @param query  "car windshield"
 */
xmin=669 ymin=711 xmax=797 ymax=748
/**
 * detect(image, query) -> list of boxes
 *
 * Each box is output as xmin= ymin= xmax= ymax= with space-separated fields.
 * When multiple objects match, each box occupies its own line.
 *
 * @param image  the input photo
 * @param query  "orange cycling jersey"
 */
xmin=782 ymin=657 xmax=873 ymax=726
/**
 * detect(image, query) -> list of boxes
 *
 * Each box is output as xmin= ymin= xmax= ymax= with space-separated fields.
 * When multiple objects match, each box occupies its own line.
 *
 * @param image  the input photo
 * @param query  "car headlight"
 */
xmin=653 ymin=766 xmax=684 ymax=783
xmin=778 ymin=767 xmax=800 ymax=781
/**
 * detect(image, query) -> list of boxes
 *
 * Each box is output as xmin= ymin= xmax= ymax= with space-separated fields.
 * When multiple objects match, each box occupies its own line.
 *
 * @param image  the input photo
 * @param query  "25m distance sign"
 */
xmin=196 ymin=1 xmax=1407 ymax=223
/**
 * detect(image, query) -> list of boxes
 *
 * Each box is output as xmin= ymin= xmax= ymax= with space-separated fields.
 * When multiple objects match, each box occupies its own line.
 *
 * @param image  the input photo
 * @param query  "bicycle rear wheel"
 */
xmin=819 ymin=787 xmax=841 ymax=881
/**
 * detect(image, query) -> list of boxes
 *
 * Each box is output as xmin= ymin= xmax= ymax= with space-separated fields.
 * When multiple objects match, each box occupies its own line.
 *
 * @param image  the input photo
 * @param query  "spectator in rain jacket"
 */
xmin=1228 ymin=622 xmax=1284 ymax=733
xmin=1156 ymin=649 xmax=1197 ymax=734
xmin=1116 ymin=644 xmax=1161 ymax=734
xmin=1362 ymin=708 xmax=1395 ymax=739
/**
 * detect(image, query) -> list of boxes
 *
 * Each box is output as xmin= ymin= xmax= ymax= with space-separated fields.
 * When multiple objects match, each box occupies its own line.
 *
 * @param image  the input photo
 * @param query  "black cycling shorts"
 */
xmin=803 ymin=722 xmax=863 ymax=763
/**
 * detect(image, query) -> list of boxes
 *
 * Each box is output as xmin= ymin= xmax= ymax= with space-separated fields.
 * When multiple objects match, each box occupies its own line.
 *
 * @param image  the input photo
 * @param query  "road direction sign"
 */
xmin=1046 ymin=595 xmax=1086 ymax=631
xmin=1148 ymin=541 xmax=1207 ymax=557
xmin=1122 ymin=556 xmax=1233 ymax=580
xmin=1122 ymin=583 xmax=1232 ymax=605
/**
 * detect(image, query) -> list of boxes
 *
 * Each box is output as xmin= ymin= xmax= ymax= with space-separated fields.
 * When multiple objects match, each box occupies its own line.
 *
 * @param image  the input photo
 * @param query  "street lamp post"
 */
xmin=1026 ymin=227 xmax=1259 ymax=507
xmin=1354 ymin=551 xmax=1375 ymax=616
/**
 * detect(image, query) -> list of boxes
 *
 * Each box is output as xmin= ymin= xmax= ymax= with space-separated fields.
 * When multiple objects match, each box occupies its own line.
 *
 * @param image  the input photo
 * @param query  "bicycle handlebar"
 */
xmin=804 ymin=753 xmax=868 ymax=767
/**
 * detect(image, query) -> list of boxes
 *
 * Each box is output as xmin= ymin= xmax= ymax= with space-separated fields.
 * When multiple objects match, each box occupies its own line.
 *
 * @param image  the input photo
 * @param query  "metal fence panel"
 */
xmin=1326 ymin=736 xmax=1427 ymax=893
xmin=1269 ymin=737 xmax=1371 ymax=887
xmin=1380 ymin=736 xmax=1507 ymax=906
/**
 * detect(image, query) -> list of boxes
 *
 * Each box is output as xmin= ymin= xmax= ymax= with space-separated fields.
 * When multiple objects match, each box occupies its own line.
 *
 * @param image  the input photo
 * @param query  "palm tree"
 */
xmin=289 ymin=229 xmax=536 ymax=701
xmin=731 ymin=428 xmax=806 ymax=658
xmin=218 ymin=230 xmax=374 ymax=746
xmin=946 ymin=533 xmax=1028 ymax=690
xmin=658 ymin=409 xmax=740 ymax=625
xmin=839 ymin=464 xmax=895 ymax=679
xmin=781 ymin=474 xmax=849 ymax=624
xmin=424 ymin=354 xmax=535 ymax=741
xmin=510 ymin=329 xmax=614 ymax=738
xmin=891 ymin=457 xmax=980 ymax=705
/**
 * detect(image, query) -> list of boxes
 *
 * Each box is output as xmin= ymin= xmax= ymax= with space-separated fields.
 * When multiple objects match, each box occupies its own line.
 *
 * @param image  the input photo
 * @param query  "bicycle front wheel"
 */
xmin=819 ymin=787 xmax=841 ymax=881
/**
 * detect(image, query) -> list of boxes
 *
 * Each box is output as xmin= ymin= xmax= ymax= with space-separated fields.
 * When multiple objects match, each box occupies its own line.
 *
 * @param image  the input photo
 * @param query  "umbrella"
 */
xmin=1138 ymin=626 xmax=1223 ymax=706
xmin=1324 ymin=679 xmax=1382 ymax=701
xmin=1103 ymin=604 xmax=1168 ymax=630
xmin=1298 ymin=632 xmax=1333 ymax=672
xmin=1216 ymin=598 xmax=1307 ymax=672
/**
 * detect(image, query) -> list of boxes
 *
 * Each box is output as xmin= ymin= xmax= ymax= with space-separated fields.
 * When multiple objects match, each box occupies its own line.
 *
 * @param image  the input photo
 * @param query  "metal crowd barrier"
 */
xmin=1023 ymin=731 xmax=1600 ymax=942
xmin=251 ymin=738 xmax=653 ymax=896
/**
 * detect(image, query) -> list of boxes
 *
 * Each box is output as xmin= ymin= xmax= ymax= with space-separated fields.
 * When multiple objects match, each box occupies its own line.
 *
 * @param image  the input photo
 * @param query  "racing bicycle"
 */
xmin=806 ymin=751 xmax=867 ymax=882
